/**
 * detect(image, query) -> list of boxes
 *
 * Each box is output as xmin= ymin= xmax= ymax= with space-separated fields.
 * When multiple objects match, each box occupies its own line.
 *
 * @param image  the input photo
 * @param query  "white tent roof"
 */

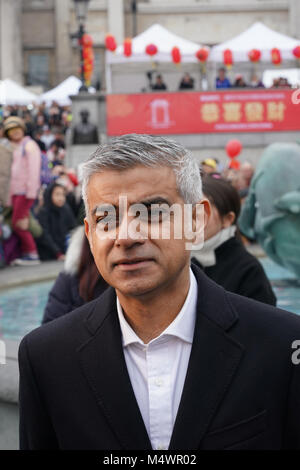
xmin=39 ymin=76 xmax=83 ymax=106
xmin=0 ymin=79 xmax=38 ymax=105
xmin=106 ymin=23 xmax=205 ymax=64
xmin=210 ymin=22 xmax=300 ymax=62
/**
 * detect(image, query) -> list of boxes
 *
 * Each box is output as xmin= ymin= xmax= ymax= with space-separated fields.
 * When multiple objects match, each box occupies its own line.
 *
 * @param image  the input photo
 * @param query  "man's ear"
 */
xmin=84 ymin=217 xmax=94 ymax=252
xmin=84 ymin=217 xmax=89 ymax=239
xmin=192 ymin=198 xmax=211 ymax=232
xmin=187 ymin=198 xmax=211 ymax=251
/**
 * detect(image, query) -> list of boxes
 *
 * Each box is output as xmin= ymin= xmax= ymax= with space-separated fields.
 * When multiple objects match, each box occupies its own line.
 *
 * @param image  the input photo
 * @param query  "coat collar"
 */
xmin=78 ymin=264 xmax=244 ymax=450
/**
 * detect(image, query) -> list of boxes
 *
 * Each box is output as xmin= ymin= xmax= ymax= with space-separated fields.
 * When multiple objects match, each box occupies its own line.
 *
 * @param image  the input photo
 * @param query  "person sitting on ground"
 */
xmin=215 ymin=67 xmax=231 ymax=88
xmin=42 ymin=226 xmax=108 ymax=324
xmin=35 ymin=182 xmax=76 ymax=261
xmin=151 ymin=74 xmax=167 ymax=91
xmin=178 ymin=73 xmax=194 ymax=90
xmin=192 ymin=174 xmax=276 ymax=305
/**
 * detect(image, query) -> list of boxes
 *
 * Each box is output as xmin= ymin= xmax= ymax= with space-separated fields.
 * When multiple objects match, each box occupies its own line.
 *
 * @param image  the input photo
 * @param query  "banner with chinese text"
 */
xmin=107 ymin=90 xmax=300 ymax=135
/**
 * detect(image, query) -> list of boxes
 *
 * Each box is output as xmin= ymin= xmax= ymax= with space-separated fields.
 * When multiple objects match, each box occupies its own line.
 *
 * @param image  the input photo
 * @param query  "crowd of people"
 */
xmin=146 ymin=68 xmax=294 ymax=91
xmin=0 ymin=97 xmax=260 ymax=275
xmin=0 ymin=102 xmax=83 ymax=267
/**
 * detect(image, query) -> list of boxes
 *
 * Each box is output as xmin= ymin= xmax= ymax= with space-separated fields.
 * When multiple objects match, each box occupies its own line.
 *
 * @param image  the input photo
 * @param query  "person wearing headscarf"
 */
xmin=35 ymin=182 xmax=76 ymax=261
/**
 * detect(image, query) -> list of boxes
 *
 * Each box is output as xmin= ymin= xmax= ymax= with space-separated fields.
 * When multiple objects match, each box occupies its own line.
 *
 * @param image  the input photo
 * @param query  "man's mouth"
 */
xmin=114 ymin=258 xmax=154 ymax=270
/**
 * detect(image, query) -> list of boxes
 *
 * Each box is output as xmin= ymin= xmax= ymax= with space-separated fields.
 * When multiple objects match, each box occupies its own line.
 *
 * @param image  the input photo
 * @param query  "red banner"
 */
xmin=107 ymin=89 xmax=300 ymax=135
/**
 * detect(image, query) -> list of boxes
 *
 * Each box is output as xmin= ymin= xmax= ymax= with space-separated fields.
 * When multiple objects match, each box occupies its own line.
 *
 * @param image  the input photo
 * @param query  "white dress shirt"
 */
xmin=116 ymin=268 xmax=198 ymax=450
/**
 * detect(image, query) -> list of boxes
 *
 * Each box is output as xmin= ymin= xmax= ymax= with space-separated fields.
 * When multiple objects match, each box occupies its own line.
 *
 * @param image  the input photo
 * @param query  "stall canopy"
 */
xmin=39 ymin=76 xmax=82 ymax=106
xmin=0 ymin=79 xmax=38 ymax=105
xmin=106 ymin=23 xmax=205 ymax=64
xmin=210 ymin=22 xmax=300 ymax=63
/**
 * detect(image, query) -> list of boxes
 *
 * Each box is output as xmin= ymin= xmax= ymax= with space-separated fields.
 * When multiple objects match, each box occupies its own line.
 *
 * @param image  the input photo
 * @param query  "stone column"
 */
xmin=289 ymin=0 xmax=300 ymax=38
xmin=0 ymin=0 xmax=23 ymax=83
xmin=107 ymin=0 xmax=124 ymax=44
xmin=54 ymin=0 xmax=73 ymax=84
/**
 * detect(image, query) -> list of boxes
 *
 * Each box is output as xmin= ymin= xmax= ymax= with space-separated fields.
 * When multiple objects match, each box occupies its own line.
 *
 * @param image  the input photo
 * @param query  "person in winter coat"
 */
xmin=3 ymin=116 xmax=41 ymax=266
xmin=191 ymin=174 xmax=276 ymax=305
xmin=42 ymin=226 xmax=108 ymax=323
xmin=36 ymin=182 xmax=76 ymax=261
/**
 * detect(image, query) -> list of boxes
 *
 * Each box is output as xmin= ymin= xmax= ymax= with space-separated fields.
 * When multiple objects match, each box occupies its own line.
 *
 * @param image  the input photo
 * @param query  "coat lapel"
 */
xmin=169 ymin=266 xmax=244 ymax=450
xmin=77 ymin=266 xmax=244 ymax=451
xmin=77 ymin=288 xmax=152 ymax=450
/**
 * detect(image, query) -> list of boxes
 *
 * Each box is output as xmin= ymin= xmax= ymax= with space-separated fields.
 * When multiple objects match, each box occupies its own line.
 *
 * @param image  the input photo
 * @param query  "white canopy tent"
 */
xmin=210 ymin=22 xmax=300 ymax=63
xmin=106 ymin=24 xmax=207 ymax=93
xmin=0 ymin=79 xmax=38 ymax=105
xmin=39 ymin=76 xmax=83 ymax=106
xmin=107 ymin=23 xmax=205 ymax=64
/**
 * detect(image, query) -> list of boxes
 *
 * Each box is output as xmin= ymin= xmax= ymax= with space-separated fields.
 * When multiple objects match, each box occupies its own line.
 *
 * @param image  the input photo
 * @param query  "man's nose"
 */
xmin=115 ymin=212 xmax=147 ymax=248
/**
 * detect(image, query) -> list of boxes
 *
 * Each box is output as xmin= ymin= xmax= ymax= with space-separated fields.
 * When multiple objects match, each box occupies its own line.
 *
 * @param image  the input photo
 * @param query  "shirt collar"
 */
xmin=117 ymin=267 xmax=198 ymax=348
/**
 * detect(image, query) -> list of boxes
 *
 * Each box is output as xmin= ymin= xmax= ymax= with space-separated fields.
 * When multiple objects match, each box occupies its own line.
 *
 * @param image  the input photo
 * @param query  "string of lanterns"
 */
xmin=104 ymin=33 xmax=300 ymax=68
xmin=80 ymin=33 xmax=94 ymax=86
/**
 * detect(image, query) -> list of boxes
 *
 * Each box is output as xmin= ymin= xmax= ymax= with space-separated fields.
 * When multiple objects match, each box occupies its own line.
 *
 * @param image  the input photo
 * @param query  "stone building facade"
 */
xmin=0 ymin=0 xmax=299 ymax=90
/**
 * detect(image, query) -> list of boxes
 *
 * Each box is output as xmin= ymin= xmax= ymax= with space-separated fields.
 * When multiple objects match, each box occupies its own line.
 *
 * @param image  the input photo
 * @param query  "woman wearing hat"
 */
xmin=3 ymin=116 xmax=41 ymax=265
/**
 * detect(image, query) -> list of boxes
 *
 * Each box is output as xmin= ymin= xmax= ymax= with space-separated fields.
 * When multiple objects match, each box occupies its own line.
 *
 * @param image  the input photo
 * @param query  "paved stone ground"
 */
xmin=0 ymin=260 xmax=64 ymax=291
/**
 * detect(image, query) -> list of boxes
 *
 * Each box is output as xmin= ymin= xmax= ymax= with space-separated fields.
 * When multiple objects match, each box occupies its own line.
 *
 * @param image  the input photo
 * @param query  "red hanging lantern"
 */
xmin=228 ymin=159 xmax=241 ymax=170
xmin=248 ymin=49 xmax=261 ymax=63
xmin=171 ymin=46 xmax=181 ymax=64
xmin=271 ymin=48 xmax=281 ymax=65
xmin=83 ymin=48 xmax=93 ymax=61
xmin=123 ymin=38 xmax=132 ymax=57
xmin=223 ymin=49 xmax=233 ymax=68
xmin=145 ymin=44 xmax=158 ymax=56
xmin=195 ymin=48 xmax=209 ymax=63
xmin=105 ymin=34 xmax=117 ymax=52
xmin=82 ymin=34 xmax=93 ymax=47
xmin=226 ymin=139 xmax=242 ymax=158
xmin=293 ymin=46 xmax=300 ymax=59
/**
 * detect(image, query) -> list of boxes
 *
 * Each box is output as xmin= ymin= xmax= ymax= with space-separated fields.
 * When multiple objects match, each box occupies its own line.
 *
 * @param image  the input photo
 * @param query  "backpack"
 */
xmin=21 ymin=136 xmax=52 ymax=186
xmin=40 ymin=150 xmax=53 ymax=186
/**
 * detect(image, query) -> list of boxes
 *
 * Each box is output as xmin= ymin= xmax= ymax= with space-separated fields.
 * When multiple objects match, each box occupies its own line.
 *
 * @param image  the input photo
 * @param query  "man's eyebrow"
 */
xmin=91 ymin=204 xmax=117 ymax=216
xmin=138 ymin=197 xmax=172 ymax=207
xmin=91 ymin=197 xmax=172 ymax=216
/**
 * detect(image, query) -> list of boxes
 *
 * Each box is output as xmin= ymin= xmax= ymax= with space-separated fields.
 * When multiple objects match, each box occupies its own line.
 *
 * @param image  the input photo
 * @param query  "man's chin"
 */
xmin=115 ymin=279 xmax=160 ymax=298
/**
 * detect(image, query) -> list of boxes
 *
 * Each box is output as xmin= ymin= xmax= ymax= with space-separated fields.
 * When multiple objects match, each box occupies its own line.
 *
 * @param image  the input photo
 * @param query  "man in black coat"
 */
xmin=19 ymin=134 xmax=300 ymax=450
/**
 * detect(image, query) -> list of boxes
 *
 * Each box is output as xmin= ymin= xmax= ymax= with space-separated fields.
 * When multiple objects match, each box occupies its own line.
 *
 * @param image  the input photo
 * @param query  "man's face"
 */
xmin=85 ymin=165 xmax=209 ymax=298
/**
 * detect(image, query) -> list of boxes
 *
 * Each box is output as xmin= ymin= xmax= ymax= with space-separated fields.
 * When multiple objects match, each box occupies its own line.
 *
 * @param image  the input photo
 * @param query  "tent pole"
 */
xmin=106 ymin=60 xmax=112 ymax=94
